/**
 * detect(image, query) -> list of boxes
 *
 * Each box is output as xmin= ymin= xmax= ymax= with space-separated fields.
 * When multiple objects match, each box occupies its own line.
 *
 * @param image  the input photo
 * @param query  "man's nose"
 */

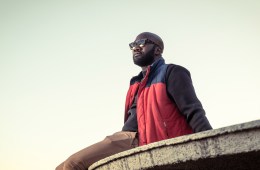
xmin=133 ymin=46 xmax=141 ymax=52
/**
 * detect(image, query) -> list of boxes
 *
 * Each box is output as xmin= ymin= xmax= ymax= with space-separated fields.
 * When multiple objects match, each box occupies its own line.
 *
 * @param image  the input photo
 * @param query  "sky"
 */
xmin=0 ymin=0 xmax=259 ymax=170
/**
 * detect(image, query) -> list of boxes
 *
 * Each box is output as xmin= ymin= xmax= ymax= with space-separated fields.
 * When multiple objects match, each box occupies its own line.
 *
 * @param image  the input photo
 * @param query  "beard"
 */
xmin=133 ymin=46 xmax=156 ymax=67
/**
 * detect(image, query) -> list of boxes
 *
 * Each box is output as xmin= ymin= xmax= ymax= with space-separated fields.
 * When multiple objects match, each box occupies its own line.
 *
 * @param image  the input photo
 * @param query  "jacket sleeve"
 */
xmin=166 ymin=64 xmax=212 ymax=132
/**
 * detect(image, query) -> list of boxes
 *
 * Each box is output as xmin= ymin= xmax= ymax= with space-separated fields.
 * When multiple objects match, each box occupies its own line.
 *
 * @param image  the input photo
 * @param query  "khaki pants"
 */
xmin=55 ymin=131 xmax=138 ymax=170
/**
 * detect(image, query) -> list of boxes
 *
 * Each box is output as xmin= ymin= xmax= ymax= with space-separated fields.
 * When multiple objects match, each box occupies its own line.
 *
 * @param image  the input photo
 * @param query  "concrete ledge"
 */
xmin=89 ymin=120 xmax=260 ymax=170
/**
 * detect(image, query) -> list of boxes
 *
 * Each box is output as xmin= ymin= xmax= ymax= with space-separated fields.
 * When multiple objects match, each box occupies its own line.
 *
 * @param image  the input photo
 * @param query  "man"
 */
xmin=56 ymin=32 xmax=212 ymax=170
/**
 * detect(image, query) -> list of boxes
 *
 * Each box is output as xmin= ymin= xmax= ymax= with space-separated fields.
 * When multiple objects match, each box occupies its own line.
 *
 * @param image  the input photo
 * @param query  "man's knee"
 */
xmin=55 ymin=163 xmax=63 ymax=170
xmin=62 ymin=156 xmax=86 ymax=170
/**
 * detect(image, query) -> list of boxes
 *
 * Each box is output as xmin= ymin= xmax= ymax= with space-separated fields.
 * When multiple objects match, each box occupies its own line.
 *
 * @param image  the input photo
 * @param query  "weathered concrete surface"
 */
xmin=89 ymin=120 xmax=260 ymax=170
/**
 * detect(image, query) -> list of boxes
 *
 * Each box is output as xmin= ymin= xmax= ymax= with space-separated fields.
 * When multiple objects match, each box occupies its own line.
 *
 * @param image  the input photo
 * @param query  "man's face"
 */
xmin=131 ymin=38 xmax=156 ymax=67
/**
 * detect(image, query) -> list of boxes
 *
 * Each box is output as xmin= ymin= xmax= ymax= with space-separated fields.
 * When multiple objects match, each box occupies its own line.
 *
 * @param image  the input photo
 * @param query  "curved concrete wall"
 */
xmin=89 ymin=120 xmax=260 ymax=170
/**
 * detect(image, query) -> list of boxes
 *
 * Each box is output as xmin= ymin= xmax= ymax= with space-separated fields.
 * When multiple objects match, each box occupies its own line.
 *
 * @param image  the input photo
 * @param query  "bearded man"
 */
xmin=56 ymin=32 xmax=212 ymax=170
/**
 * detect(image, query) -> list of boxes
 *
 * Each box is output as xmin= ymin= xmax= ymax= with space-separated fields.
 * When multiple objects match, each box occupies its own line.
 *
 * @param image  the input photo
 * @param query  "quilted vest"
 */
xmin=124 ymin=58 xmax=192 ymax=146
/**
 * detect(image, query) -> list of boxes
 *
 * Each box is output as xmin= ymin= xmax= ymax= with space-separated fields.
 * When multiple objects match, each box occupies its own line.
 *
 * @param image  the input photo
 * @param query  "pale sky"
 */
xmin=0 ymin=0 xmax=259 ymax=170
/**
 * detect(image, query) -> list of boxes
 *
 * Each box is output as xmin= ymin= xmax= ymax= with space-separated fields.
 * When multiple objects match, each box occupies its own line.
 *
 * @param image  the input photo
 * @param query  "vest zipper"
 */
xmin=163 ymin=121 xmax=169 ymax=137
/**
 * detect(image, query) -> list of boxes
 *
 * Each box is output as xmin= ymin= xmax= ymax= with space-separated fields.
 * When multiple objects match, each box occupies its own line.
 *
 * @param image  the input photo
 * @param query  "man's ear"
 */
xmin=155 ymin=46 xmax=162 ymax=55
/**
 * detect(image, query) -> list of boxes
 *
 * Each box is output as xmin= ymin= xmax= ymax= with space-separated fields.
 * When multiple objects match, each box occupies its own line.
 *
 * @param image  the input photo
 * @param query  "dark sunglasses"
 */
xmin=129 ymin=39 xmax=158 ymax=50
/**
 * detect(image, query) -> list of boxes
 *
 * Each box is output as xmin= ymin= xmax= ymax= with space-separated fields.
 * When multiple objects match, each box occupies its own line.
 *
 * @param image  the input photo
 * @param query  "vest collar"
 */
xmin=149 ymin=57 xmax=165 ymax=74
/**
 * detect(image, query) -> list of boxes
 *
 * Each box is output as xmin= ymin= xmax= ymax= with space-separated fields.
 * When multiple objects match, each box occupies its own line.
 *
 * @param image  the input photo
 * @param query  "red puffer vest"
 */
xmin=124 ymin=58 xmax=192 ymax=146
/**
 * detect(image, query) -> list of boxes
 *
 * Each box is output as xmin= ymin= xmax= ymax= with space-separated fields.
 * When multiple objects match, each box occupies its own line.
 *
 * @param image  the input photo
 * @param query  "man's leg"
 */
xmin=55 ymin=131 xmax=138 ymax=170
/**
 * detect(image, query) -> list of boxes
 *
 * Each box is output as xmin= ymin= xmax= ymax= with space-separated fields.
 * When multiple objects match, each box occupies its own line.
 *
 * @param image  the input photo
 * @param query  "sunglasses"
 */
xmin=129 ymin=39 xmax=158 ymax=50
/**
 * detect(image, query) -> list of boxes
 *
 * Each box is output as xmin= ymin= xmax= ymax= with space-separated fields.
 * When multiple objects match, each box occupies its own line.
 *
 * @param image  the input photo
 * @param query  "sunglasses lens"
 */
xmin=129 ymin=39 xmax=146 ymax=50
xmin=129 ymin=42 xmax=135 ymax=49
xmin=136 ymin=39 xmax=145 ymax=46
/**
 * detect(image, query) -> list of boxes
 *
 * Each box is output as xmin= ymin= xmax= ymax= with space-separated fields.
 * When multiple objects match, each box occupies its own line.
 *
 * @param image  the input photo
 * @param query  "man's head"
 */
xmin=129 ymin=32 xmax=164 ymax=68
